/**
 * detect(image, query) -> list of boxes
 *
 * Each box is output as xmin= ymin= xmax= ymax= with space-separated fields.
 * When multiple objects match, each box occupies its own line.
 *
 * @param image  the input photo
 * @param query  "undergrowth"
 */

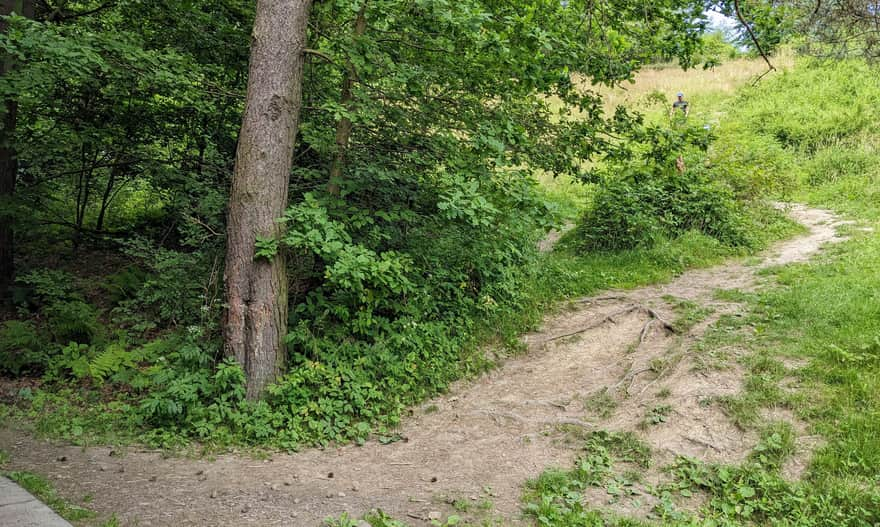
xmin=0 ymin=61 xmax=860 ymax=464
xmin=0 ymin=150 xmax=795 ymax=451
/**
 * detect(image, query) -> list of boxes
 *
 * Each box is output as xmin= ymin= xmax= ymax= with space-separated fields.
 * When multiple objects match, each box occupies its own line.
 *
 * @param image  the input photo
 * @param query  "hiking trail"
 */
xmin=0 ymin=204 xmax=848 ymax=526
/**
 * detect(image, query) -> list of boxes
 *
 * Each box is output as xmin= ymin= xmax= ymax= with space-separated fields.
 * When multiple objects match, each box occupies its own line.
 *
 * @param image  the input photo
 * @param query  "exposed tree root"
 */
xmin=636 ymin=375 xmax=664 ymax=398
xmin=473 ymin=410 xmax=529 ymax=424
xmin=574 ymin=294 xmax=628 ymax=304
xmin=471 ymin=410 xmax=592 ymax=430
xmin=610 ymin=366 xmax=656 ymax=396
xmin=551 ymin=418 xmax=593 ymax=429
xmin=543 ymin=311 xmax=626 ymax=342
xmin=520 ymin=399 xmax=569 ymax=410
xmin=683 ymin=435 xmax=721 ymax=452
xmin=545 ymin=304 xmax=678 ymax=344
xmin=636 ymin=306 xmax=677 ymax=336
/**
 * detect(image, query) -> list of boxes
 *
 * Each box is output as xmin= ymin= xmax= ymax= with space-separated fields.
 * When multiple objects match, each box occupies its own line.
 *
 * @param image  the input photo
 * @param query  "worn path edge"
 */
xmin=0 ymin=203 xmax=849 ymax=526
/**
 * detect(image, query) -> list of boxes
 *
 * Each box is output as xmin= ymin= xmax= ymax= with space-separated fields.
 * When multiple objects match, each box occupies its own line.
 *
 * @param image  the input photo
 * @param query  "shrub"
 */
xmin=15 ymin=269 xmax=80 ymax=309
xmin=44 ymin=300 xmax=102 ymax=345
xmin=574 ymin=159 xmax=754 ymax=251
xmin=113 ymin=241 xmax=215 ymax=331
xmin=102 ymin=265 xmax=148 ymax=305
xmin=0 ymin=320 xmax=48 ymax=375
xmin=710 ymin=125 xmax=798 ymax=199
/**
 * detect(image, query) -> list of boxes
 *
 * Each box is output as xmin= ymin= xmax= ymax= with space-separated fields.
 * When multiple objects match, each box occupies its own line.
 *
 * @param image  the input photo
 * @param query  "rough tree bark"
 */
xmin=327 ymin=3 xmax=367 ymax=196
xmin=225 ymin=0 xmax=313 ymax=400
xmin=0 ymin=0 xmax=33 ymax=301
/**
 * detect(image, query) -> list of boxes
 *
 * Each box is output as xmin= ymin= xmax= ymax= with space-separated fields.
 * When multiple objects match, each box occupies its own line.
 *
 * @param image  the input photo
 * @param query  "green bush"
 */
xmin=44 ymin=300 xmax=102 ymax=345
xmin=574 ymin=160 xmax=754 ymax=251
xmin=710 ymin=124 xmax=798 ymax=199
xmin=113 ymin=242 xmax=214 ymax=331
xmin=695 ymin=31 xmax=741 ymax=66
xmin=0 ymin=321 xmax=47 ymax=375
xmin=15 ymin=269 xmax=81 ymax=309
xmin=102 ymin=265 xmax=148 ymax=305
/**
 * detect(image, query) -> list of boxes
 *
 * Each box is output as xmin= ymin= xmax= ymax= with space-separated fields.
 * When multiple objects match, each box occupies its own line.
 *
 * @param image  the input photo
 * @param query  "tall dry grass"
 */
xmin=539 ymin=51 xmax=794 ymax=210
xmin=588 ymin=50 xmax=795 ymax=114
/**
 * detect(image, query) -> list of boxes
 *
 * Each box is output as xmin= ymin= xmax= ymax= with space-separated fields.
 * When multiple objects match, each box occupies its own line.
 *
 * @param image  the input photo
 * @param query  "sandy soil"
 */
xmin=0 ymin=204 xmax=847 ymax=527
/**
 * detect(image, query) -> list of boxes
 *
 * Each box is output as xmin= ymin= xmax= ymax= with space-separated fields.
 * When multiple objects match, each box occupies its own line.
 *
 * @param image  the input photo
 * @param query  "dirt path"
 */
xmin=0 ymin=204 xmax=848 ymax=527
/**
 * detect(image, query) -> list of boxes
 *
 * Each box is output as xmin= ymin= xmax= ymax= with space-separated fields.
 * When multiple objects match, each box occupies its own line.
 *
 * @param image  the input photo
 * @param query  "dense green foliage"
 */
xmin=694 ymin=32 xmax=741 ymax=67
xmin=570 ymin=124 xmax=759 ymax=251
xmin=0 ymin=0 xmax=722 ymax=447
xmin=715 ymin=0 xmax=798 ymax=55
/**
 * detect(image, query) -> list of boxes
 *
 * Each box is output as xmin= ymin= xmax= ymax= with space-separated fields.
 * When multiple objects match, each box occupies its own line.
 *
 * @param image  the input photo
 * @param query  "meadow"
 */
xmin=517 ymin=57 xmax=880 ymax=527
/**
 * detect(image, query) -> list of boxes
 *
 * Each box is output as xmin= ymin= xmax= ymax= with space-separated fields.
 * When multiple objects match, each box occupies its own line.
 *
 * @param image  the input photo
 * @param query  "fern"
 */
xmin=88 ymin=344 xmax=134 ymax=383
xmin=0 ymin=320 xmax=47 ymax=375
xmin=44 ymin=301 xmax=101 ymax=344
xmin=45 ymin=342 xmax=135 ymax=385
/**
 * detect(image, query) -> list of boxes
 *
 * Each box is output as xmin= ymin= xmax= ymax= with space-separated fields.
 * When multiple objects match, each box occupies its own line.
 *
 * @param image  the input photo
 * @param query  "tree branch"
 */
xmin=45 ymin=1 xmax=115 ymax=23
xmin=303 ymin=48 xmax=335 ymax=64
xmin=732 ymin=0 xmax=775 ymax=83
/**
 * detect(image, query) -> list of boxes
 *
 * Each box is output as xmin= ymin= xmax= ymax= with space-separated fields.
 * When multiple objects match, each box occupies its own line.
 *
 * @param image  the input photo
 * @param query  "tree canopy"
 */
xmin=0 ymin=0 xmax=717 ymax=440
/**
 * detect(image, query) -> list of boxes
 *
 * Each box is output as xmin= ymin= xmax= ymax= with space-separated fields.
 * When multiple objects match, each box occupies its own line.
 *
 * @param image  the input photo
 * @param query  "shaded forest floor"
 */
xmin=0 ymin=203 xmax=849 ymax=526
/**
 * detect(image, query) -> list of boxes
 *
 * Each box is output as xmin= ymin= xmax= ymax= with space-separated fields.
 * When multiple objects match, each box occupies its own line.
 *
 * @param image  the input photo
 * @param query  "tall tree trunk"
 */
xmin=225 ymin=0 xmax=312 ymax=400
xmin=95 ymin=161 xmax=118 ymax=233
xmin=327 ymin=3 xmax=367 ymax=196
xmin=0 ymin=0 xmax=33 ymax=301
xmin=73 ymin=148 xmax=97 ymax=249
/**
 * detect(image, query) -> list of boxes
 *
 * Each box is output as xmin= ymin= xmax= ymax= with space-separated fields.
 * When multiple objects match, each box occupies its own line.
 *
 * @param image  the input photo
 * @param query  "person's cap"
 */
xmin=677 ymin=92 xmax=684 ymax=97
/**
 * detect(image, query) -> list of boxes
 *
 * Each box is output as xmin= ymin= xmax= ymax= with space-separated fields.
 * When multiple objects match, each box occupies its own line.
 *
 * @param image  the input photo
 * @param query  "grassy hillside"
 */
xmin=325 ymin=58 xmax=880 ymax=527
xmin=519 ymin=59 xmax=880 ymax=527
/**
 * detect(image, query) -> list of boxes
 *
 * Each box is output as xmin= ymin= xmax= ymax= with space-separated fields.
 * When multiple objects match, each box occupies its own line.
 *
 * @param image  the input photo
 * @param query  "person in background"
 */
xmin=670 ymin=92 xmax=690 ymax=172
xmin=670 ymin=92 xmax=690 ymax=118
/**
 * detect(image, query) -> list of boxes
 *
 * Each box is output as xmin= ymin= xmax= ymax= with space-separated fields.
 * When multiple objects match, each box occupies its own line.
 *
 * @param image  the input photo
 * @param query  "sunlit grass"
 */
xmin=591 ymin=50 xmax=794 ymax=116
xmin=536 ymin=52 xmax=795 ymax=215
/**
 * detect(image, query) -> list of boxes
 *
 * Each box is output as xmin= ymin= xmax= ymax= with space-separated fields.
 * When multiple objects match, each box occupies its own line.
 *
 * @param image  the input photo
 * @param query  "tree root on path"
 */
xmin=574 ymin=294 xmax=628 ymax=304
xmin=635 ymin=374 xmax=664 ymax=398
xmin=471 ymin=410 xmax=592 ymax=430
xmin=610 ymin=366 xmax=656 ymax=396
xmin=521 ymin=399 xmax=570 ymax=410
xmin=638 ymin=307 xmax=677 ymax=339
xmin=544 ymin=304 xmax=678 ymax=344
xmin=551 ymin=418 xmax=594 ymax=429
xmin=683 ymin=435 xmax=721 ymax=452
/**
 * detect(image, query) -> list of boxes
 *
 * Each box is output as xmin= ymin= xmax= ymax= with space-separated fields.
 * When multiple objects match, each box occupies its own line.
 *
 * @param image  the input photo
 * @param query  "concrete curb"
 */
xmin=0 ymin=476 xmax=73 ymax=527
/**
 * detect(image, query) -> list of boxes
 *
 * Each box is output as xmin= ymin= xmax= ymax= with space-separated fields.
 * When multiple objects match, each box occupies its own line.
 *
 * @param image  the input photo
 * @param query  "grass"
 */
xmin=650 ymin=58 xmax=880 ymax=525
xmin=740 ymin=231 xmax=880 ymax=484
xmin=3 ymin=471 xmax=95 ymax=522
xmin=582 ymin=388 xmax=617 ymax=419
xmin=588 ymin=50 xmax=794 ymax=117
xmin=2 ymin=469 xmax=118 ymax=527
xmin=328 ymin=56 xmax=880 ymax=527
xmin=497 ymin=56 xmax=880 ymax=527
xmin=1 ymin=444 xmax=117 ymax=526
xmin=665 ymin=296 xmax=715 ymax=333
